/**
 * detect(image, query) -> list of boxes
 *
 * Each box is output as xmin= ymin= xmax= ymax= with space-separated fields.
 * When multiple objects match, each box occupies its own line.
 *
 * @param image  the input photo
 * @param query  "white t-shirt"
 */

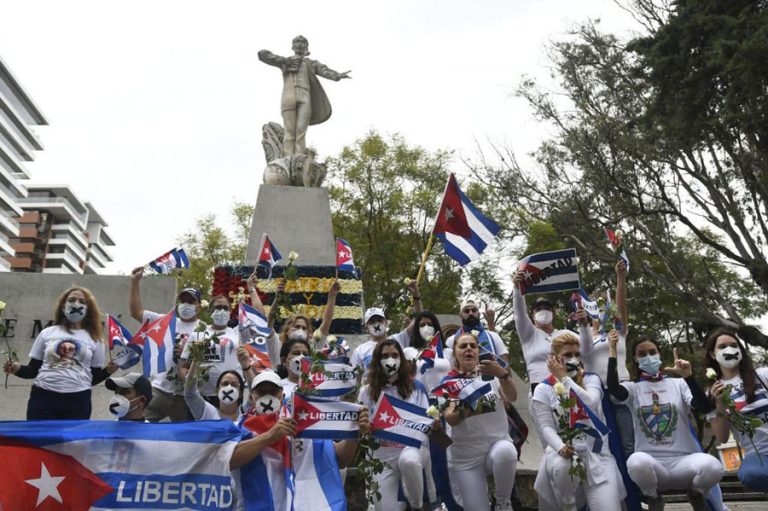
xmin=143 ymin=310 xmax=202 ymax=395
xmin=448 ymin=378 xmax=512 ymax=470
xmin=181 ymin=326 xmax=243 ymax=397
xmin=391 ymin=329 xmax=411 ymax=349
xmin=28 ymin=325 xmax=106 ymax=393
xmin=358 ymin=380 xmax=429 ymax=461
xmin=619 ymin=377 xmax=700 ymax=457
xmin=706 ymin=368 xmax=768 ymax=456
xmin=582 ymin=330 xmax=630 ymax=384
xmin=281 ymin=378 xmax=299 ymax=404
xmin=350 ymin=339 xmax=378 ymax=374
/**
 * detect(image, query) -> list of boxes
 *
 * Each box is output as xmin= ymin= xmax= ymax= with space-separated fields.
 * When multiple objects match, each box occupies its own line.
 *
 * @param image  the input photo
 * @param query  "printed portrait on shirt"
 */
xmin=45 ymin=337 xmax=85 ymax=368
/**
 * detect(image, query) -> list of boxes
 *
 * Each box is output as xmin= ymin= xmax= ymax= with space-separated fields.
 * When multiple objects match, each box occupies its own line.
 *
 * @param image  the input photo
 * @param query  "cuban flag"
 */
xmin=293 ymin=357 xmax=357 ymax=398
xmin=291 ymin=439 xmax=347 ymax=511
xmin=418 ymin=333 xmax=444 ymax=374
xmin=371 ymin=393 xmax=433 ymax=448
xmin=242 ymin=336 xmax=272 ymax=370
xmin=131 ymin=311 xmax=176 ymax=377
xmin=604 ymin=227 xmax=630 ymax=273
xmin=432 ymin=173 xmax=501 ymax=266
xmin=239 ymin=413 xmax=293 ymax=511
xmin=293 ymin=393 xmax=362 ymax=440
xmin=335 ymin=238 xmax=355 ymax=274
xmin=239 ymin=303 xmax=272 ymax=337
xmin=0 ymin=420 xmax=241 ymax=511
xmin=148 ymin=247 xmax=190 ymax=274
xmin=573 ymin=289 xmax=600 ymax=319
xmin=542 ymin=375 xmax=610 ymax=453
xmin=257 ymin=234 xmax=282 ymax=276
xmin=319 ymin=336 xmax=350 ymax=359
xmin=517 ymin=248 xmax=580 ymax=295
xmin=431 ymin=374 xmax=492 ymax=409
xmin=107 ymin=315 xmax=141 ymax=369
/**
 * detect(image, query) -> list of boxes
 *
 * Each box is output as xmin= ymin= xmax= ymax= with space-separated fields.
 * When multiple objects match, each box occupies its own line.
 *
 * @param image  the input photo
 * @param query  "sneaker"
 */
xmin=647 ymin=495 xmax=665 ymax=511
xmin=494 ymin=498 xmax=513 ymax=511
xmin=687 ymin=490 xmax=707 ymax=511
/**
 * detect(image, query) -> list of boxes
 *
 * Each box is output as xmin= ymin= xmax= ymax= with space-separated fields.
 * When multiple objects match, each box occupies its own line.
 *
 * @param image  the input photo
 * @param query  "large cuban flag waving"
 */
xmin=293 ymin=393 xmax=362 ymax=439
xmin=371 ymin=394 xmax=433 ymax=448
xmin=0 ymin=420 xmax=241 ymax=511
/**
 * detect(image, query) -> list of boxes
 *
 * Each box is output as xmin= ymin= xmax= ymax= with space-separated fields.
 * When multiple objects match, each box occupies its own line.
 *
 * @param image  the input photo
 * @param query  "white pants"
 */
xmin=627 ymin=452 xmax=724 ymax=497
xmin=374 ymin=447 xmax=425 ymax=510
xmin=538 ymin=452 xmax=622 ymax=510
xmin=452 ymin=439 xmax=517 ymax=511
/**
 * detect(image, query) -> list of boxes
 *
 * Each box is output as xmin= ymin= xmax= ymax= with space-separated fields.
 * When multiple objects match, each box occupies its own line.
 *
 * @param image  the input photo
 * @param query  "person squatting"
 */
xmin=4 ymin=260 xmax=766 ymax=511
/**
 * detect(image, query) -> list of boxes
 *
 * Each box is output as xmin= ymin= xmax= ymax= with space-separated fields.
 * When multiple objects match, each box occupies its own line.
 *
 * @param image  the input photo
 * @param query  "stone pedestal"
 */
xmin=245 ymin=185 xmax=336 ymax=266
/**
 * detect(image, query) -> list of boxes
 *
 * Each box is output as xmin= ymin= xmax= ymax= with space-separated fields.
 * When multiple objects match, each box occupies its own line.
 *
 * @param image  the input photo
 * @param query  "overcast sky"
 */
xmin=0 ymin=1 xmax=637 ymax=274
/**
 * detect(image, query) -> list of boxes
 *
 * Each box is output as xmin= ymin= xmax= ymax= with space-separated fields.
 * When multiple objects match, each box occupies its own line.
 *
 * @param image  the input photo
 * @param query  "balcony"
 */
xmin=7 ymin=255 xmax=32 ymax=270
xmin=0 ymin=181 xmax=23 ymax=216
xmin=0 ymin=211 xmax=19 ymax=238
xmin=47 ymin=238 xmax=87 ymax=261
xmin=17 ymin=197 xmax=87 ymax=229
xmin=50 ymin=223 xmax=89 ymax=251
xmin=0 ymin=256 xmax=10 ymax=272
xmin=89 ymin=241 xmax=113 ymax=264
xmin=10 ymin=241 xmax=34 ymax=254
xmin=44 ymin=251 xmax=83 ymax=274
xmin=0 ymin=230 xmax=13 ymax=258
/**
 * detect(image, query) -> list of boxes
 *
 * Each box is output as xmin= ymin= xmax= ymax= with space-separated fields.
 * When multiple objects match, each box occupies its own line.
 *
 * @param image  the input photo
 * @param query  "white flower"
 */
xmin=200 ymin=300 xmax=209 ymax=309
xmin=553 ymin=382 xmax=567 ymax=396
xmin=403 ymin=278 xmax=412 ymax=285
xmin=0 ymin=300 xmax=6 ymax=312
xmin=706 ymin=368 xmax=718 ymax=381
xmin=426 ymin=405 xmax=440 ymax=419
xmin=470 ymin=330 xmax=480 ymax=337
xmin=288 ymin=251 xmax=299 ymax=262
xmin=326 ymin=334 xmax=337 ymax=344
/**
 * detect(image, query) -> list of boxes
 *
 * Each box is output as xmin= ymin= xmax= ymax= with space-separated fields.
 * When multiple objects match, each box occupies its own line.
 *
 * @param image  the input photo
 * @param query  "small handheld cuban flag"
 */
xmin=258 ymin=233 xmax=282 ymax=278
xmin=371 ymin=393 xmax=433 ymax=448
xmin=432 ymin=173 xmax=501 ymax=267
xmin=335 ymin=238 xmax=355 ymax=274
xmin=604 ymin=227 xmax=630 ymax=273
xmin=107 ymin=314 xmax=141 ymax=369
xmin=516 ymin=248 xmax=580 ymax=295
xmin=431 ymin=374 xmax=492 ymax=410
xmin=239 ymin=302 xmax=272 ymax=337
xmin=130 ymin=311 xmax=176 ymax=377
xmin=293 ymin=393 xmax=362 ymax=439
xmin=572 ymin=289 xmax=600 ymax=320
xmin=418 ymin=333 xmax=444 ymax=374
xmin=242 ymin=337 xmax=272 ymax=370
xmin=293 ymin=357 xmax=357 ymax=398
xmin=320 ymin=335 xmax=350 ymax=359
xmin=148 ymin=247 xmax=189 ymax=274
xmin=542 ymin=375 xmax=610 ymax=453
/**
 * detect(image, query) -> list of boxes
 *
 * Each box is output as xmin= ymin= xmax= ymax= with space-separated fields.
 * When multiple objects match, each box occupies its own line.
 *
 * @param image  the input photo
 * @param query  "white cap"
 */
xmin=364 ymin=307 xmax=386 ymax=325
xmin=402 ymin=347 xmax=419 ymax=361
xmin=250 ymin=370 xmax=282 ymax=390
xmin=460 ymin=299 xmax=478 ymax=312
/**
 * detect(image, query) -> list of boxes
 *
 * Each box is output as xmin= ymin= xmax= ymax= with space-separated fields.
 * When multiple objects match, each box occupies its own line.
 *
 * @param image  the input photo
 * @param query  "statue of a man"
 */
xmin=258 ymin=36 xmax=351 ymax=157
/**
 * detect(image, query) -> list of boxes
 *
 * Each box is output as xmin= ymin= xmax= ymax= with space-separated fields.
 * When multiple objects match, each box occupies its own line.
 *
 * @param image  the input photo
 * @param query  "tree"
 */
xmin=327 ymin=132 xmax=477 ymax=325
xmin=469 ymin=1 xmax=768 ymax=348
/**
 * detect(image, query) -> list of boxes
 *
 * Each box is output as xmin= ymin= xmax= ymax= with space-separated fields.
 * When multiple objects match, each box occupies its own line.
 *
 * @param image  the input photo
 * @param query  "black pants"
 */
xmin=27 ymin=385 xmax=92 ymax=420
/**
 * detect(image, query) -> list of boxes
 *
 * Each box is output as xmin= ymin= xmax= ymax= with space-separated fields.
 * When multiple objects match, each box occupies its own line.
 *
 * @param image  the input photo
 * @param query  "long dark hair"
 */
xmin=409 ymin=311 xmax=443 ymax=350
xmin=704 ymin=328 xmax=759 ymax=403
xmin=630 ymin=335 xmax=661 ymax=380
xmin=216 ymin=370 xmax=245 ymax=405
xmin=277 ymin=338 xmax=312 ymax=378
xmin=367 ymin=338 xmax=413 ymax=403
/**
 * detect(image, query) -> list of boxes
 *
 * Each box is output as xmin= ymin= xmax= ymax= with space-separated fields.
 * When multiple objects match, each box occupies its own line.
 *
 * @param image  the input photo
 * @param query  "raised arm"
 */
xmin=129 ymin=266 xmax=145 ymax=322
xmin=318 ymin=280 xmax=340 ymax=337
xmin=257 ymin=50 xmax=287 ymax=69
xmin=310 ymin=60 xmax=351 ymax=81
xmin=247 ymin=273 xmax=267 ymax=317
xmin=267 ymin=282 xmax=285 ymax=330
xmin=615 ymin=260 xmax=628 ymax=335
xmin=608 ymin=331 xmax=629 ymax=401
xmin=663 ymin=347 xmax=714 ymax=414
xmin=183 ymin=359 xmax=208 ymax=420
xmin=401 ymin=280 xmax=423 ymax=339
xmin=512 ymin=272 xmax=535 ymax=343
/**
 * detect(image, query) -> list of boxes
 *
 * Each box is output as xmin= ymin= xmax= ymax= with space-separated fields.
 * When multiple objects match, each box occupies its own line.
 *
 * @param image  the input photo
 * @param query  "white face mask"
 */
xmin=565 ymin=357 xmax=581 ymax=378
xmin=211 ymin=309 xmax=230 ymax=327
xmin=288 ymin=329 xmax=308 ymax=342
xmin=419 ymin=325 xmax=435 ymax=340
xmin=715 ymin=347 xmax=741 ymax=369
xmin=368 ymin=321 xmax=387 ymax=337
xmin=534 ymin=310 xmax=553 ymax=324
xmin=218 ymin=385 xmax=240 ymax=405
xmin=178 ymin=303 xmax=197 ymax=320
xmin=64 ymin=303 xmax=87 ymax=323
xmin=288 ymin=356 xmax=306 ymax=376
xmin=254 ymin=394 xmax=281 ymax=415
xmin=381 ymin=357 xmax=400 ymax=375
xmin=109 ymin=394 xmax=139 ymax=418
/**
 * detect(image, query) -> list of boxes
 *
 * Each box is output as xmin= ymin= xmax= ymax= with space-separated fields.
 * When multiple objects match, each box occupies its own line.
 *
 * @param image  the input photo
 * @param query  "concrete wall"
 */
xmin=0 ymin=273 xmax=177 ymax=420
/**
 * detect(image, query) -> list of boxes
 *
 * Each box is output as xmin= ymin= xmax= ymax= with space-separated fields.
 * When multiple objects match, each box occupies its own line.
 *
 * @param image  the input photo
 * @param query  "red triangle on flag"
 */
xmin=293 ymin=394 xmax=323 ymax=432
xmin=0 ymin=438 xmax=113 ymax=511
xmin=433 ymin=174 xmax=471 ymax=238
xmin=242 ymin=413 xmax=291 ymax=466
xmin=371 ymin=395 xmax=402 ymax=431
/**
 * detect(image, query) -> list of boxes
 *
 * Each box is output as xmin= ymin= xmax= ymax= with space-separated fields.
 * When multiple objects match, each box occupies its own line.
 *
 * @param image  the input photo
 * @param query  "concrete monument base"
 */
xmin=245 ymin=185 xmax=336 ymax=266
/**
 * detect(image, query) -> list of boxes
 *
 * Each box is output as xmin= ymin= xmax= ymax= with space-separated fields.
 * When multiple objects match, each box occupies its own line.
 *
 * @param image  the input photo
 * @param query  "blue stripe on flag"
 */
xmin=526 ymin=248 xmax=577 ymax=263
xmin=462 ymin=382 xmax=492 ymax=407
xmin=313 ymin=439 xmax=347 ymax=511
xmin=374 ymin=429 xmax=425 ymax=449
xmin=458 ymin=188 xmax=501 ymax=237
xmin=436 ymin=233 xmax=471 ymax=266
xmin=95 ymin=472 xmax=233 ymax=510
xmin=296 ymin=428 xmax=359 ymax=440
xmin=241 ymin=455 xmax=276 ymax=511
xmin=387 ymin=394 xmax=431 ymax=418
xmin=524 ymin=280 xmax=581 ymax=294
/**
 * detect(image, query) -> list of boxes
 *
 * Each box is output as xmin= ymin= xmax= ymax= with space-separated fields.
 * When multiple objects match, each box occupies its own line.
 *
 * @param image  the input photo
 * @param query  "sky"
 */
xmin=0 ymin=0 xmax=638 ymax=274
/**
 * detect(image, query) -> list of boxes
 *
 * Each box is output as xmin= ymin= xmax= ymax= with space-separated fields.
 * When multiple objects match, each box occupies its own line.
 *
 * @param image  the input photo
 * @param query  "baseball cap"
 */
xmin=106 ymin=373 xmax=153 ymax=403
xmin=532 ymin=297 xmax=554 ymax=311
xmin=178 ymin=287 xmax=201 ymax=302
xmin=460 ymin=299 xmax=478 ymax=312
xmin=364 ymin=307 xmax=386 ymax=324
xmin=250 ymin=370 xmax=282 ymax=391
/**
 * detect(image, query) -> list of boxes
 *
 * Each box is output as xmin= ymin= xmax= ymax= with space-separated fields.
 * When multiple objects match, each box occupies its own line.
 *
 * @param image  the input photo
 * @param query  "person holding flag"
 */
xmin=277 ymin=279 xmax=341 ymax=346
xmin=4 ymin=286 xmax=117 ymax=419
xmin=607 ymin=332 xmax=726 ymax=511
xmin=276 ymin=336 xmax=312 ymax=401
xmin=129 ymin=266 xmax=204 ymax=421
xmin=358 ymin=339 xmax=433 ymax=510
xmin=441 ymin=331 xmax=518 ymax=511
xmin=532 ymin=333 xmax=624 ymax=510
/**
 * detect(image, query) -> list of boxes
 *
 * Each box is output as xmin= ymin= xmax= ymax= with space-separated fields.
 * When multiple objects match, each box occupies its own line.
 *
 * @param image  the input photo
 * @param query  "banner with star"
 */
xmin=293 ymin=393 xmax=362 ymax=440
xmin=370 ymin=393 xmax=433 ymax=449
xmin=516 ymin=248 xmax=580 ymax=295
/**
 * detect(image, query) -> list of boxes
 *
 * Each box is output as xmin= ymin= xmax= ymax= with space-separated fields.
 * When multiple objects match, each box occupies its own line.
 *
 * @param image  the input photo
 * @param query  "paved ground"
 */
xmin=666 ymin=504 xmax=766 ymax=510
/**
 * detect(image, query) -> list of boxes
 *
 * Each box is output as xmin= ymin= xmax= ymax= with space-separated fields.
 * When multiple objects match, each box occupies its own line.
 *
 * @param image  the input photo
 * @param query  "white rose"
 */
xmin=553 ymin=382 xmax=567 ymax=396
xmin=200 ymin=300 xmax=209 ymax=309
xmin=403 ymin=278 xmax=412 ymax=285
xmin=426 ymin=405 xmax=440 ymax=419
xmin=706 ymin=368 xmax=718 ymax=381
xmin=288 ymin=251 xmax=299 ymax=262
xmin=0 ymin=300 xmax=6 ymax=312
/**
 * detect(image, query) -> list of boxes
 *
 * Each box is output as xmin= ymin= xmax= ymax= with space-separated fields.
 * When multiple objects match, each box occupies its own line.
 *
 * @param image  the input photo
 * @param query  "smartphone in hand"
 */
xmin=479 ymin=352 xmax=494 ymax=381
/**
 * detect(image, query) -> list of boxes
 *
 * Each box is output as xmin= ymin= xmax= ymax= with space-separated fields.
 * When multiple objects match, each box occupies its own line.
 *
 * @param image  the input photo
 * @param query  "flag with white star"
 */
xmin=335 ymin=238 xmax=355 ymax=273
xmin=370 ymin=393 xmax=433 ymax=448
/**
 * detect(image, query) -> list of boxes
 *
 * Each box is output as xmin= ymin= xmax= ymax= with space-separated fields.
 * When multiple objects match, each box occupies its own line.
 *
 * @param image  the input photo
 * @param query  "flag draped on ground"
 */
xmin=432 ymin=173 xmax=501 ymax=266
xmin=517 ymin=248 xmax=580 ymax=295
xmin=107 ymin=315 xmax=141 ymax=369
xmin=0 ymin=420 xmax=241 ymax=511
xmin=148 ymin=248 xmax=189 ymax=274
xmin=293 ymin=393 xmax=362 ymax=439
xmin=371 ymin=393 xmax=433 ymax=448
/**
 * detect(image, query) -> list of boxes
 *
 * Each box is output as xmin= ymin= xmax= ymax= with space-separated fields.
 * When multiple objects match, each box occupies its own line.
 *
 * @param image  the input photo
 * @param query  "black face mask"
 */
xmin=462 ymin=316 xmax=480 ymax=328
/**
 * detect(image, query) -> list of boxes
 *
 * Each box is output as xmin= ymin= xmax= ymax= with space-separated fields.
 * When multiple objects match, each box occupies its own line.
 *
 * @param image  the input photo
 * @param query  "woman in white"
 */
xmin=706 ymin=328 xmax=768 ymax=491
xmin=276 ymin=337 xmax=312 ymax=402
xmin=532 ymin=333 xmax=624 ymax=510
xmin=607 ymin=332 xmax=725 ymax=511
xmin=358 ymin=339 xmax=431 ymax=510
xmin=4 ymin=286 xmax=115 ymax=419
xmin=443 ymin=332 xmax=517 ymax=511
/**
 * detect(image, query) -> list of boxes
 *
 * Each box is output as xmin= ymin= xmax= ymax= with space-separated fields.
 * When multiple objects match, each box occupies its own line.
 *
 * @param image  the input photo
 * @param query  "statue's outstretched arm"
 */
xmin=310 ymin=60 xmax=351 ymax=81
xmin=258 ymin=50 xmax=286 ymax=68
